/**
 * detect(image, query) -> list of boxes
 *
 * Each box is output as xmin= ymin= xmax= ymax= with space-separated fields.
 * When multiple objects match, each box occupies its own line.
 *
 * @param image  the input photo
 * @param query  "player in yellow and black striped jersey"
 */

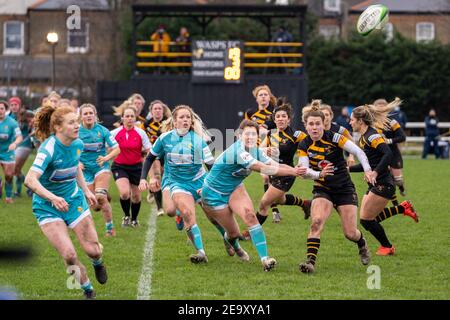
xmin=375 ymin=98 xmax=408 ymax=200
xmin=241 ymin=103 xmax=310 ymax=241
xmin=139 ymin=100 xmax=171 ymax=216
xmin=383 ymin=117 xmax=407 ymax=199
xmin=316 ymin=101 xmax=356 ymax=167
xmin=349 ymin=103 xmax=418 ymax=257
xmin=297 ymin=101 xmax=373 ymax=274
xmin=245 ymin=85 xmax=280 ymax=216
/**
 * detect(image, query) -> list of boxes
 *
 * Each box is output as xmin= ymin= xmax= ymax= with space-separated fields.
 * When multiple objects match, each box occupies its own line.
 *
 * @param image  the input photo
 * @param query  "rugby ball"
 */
xmin=357 ymin=4 xmax=389 ymax=36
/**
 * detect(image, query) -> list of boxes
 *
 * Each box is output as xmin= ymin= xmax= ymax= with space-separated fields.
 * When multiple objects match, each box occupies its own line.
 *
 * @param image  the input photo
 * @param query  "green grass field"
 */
xmin=0 ymin=158 xmax=449 ymax=300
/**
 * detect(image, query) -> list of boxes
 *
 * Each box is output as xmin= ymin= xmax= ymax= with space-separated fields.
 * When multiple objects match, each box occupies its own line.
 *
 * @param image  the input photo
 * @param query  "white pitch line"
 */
xmin=137 ymin=207 xmax=158 ymax=300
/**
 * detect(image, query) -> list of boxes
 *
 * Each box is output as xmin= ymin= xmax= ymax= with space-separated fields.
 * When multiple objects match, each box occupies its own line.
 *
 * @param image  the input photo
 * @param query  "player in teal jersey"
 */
xmin=79 ymin=104 xmax=121 ymax=237
xmin=140 ymin=105 xmax=215 ymax=264
xmin=0 ymin=100 xmax=23 ymax=203
xmin=201 ymin=119 xmax=308 ymax=271
xmin=24 ymin=105 xmax=107 ymax=300
xmin=14 ymin=108 xmax=35 ymax=197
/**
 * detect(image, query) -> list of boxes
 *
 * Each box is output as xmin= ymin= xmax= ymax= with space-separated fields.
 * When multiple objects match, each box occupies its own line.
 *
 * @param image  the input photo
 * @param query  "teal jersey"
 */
xmin=30 ymin=135 xmax=84 ymax=200
xmin=79 ymin=123 xmax=118 ymax=170
xmin=18 ymin=122 xmax=33 ymax=148
xmin=204 ymin=140 xmax=271 ymax=195
xmin=150 ymin=129 xmax=214 ymax=183
xmin=8 ymin=112 xmax=17 ymax=121
xmin=0 ymin=116 xmax=21 ymax=154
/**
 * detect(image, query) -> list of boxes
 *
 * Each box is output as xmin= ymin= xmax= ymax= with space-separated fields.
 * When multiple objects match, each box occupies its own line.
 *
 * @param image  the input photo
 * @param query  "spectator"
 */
xmin=151 ymin=25 xmax=171 ymax=73
xmin=151 ymin=24 xmax=171 ymax=54
xmin=274 ymin=26 xmax=293 ymax=52
xmin=176 ymin=27 xmax=191 ymax=73
xmin=176 ymin=27 xmax=191 ymax=53
xmin=422 ymin=108 xmax=441 ymax=159
xmin=335 ymin=106 xmax=352 ymax=132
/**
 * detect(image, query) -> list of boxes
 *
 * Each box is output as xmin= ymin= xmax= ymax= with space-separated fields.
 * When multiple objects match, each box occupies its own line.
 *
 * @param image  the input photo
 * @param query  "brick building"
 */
xmin=0 ymin=0 xmax=115 ymax=103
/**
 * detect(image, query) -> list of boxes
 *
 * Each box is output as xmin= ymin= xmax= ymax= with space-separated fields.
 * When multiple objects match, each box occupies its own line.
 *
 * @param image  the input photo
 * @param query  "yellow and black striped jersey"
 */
xmin=264 ymin=126 xmax=307 ymax=166
xmin=297 ymin=130 xmax=353 ymax=189
xmin=244 ymin=106 xmax=275 ymax=130
xmin=358 ymin=126 xmax=392 ymax=181
xmin=382 ymin=118 xmax=406 ymax=145
xmin=330 ymin=122 xmax=352 ymax=139
xmin=140 ymin=118 xmax=165 ymax=144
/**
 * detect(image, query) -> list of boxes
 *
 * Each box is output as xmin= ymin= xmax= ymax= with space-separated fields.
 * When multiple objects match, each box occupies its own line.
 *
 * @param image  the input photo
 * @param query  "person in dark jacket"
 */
xmin=422 ymin=109 xmax=441 ymax=159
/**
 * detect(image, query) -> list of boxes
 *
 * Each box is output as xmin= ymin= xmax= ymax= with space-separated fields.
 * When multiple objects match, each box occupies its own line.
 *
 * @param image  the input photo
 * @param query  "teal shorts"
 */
xmin=32 ymin=187 xmax=90 ymax=229
xmin=82 ymin=164 xmax=111 ymax=185
xmin=170 ymin=176 xmax=204 ymax=203
xmin=0 ymin=150 xmax=15 ymax=164
xmin=201 ymin=184 xmax=231 ymax=211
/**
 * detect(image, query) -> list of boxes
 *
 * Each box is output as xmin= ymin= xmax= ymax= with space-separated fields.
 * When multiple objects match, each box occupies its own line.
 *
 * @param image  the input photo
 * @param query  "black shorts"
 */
xmin=390 ymin=145 xmax=403 ymax=169
xmin=366 ymin=182 xmax=396 ymax=200
xmin=269 ymin=175 xmax=295 ymax=192
xmin=312 ymin=186 xmax=358 ymax=207
xmin=111 ymin=162 xmax=143 ymax=186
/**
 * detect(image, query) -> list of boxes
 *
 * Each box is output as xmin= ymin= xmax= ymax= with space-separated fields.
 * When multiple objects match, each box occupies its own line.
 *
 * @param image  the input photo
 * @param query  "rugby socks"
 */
xmin=225 ymin=234 xmax=241 ymax=251
xmin=375 ymin=205 xmax=405 ymax=223
xmin=248 ymin=224 xmax=269 ymax=261
xmin=360 ymin=219 xmax=392 ymax=248
xmin=256 ymin=212 xmax=268 ymax=225
xmin=16 ymin=174 xmax=24 ymax=195
xmin=131 ymin=201 xmax=141 ymax=221
xmin=352 ymin=232 xmax=367 ymax=249
xmin=306 ymin=238 xmax=320 ymax=265
xmin=119 ymin=198 xmax=131 ymax=217
xmin=91 ymin=257 xmax=103 ymax=267
xmin=285 ymin=194 xmax=304 ymax=206
xmin=105 ymin=222 xmax=114 ymax=232
xmin=5 ymin=180 xmax=13 ymax=198
xmin=81 ymin=280 xmax=94 ymax=293
xmin=391 ymin=194 xmax=399 ymax=206
xmin=394 ymin=175 xmax=405 ymax=189
xmin=154 ymin=190 xmax=163 ymax=210
xmin=186 ymin=224 xmax=205 ymax=254
xmin=208 ymin=217 xmax=226 ymax=237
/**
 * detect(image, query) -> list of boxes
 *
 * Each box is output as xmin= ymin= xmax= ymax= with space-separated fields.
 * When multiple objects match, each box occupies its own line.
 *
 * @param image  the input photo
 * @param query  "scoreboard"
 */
xmin=191 ymin=40 xmax=243 ymax=84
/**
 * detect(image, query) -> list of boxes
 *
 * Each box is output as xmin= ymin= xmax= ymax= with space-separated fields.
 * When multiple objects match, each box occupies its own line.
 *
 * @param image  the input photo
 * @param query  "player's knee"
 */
xmin=63 ymin=250 xmax=78 ymax=265
xmin=5 ymin=174 xmax=13 ymax=182
xmin=119 ymin=192 xmax=130 ymax=200
xmin=131 ymin=194 xmax=141 ymax=203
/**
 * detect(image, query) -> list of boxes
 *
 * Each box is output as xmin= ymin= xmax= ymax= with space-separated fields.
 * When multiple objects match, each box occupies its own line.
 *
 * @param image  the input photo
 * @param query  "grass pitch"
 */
xmin=0 ymin=158 xmax=449 ymax=299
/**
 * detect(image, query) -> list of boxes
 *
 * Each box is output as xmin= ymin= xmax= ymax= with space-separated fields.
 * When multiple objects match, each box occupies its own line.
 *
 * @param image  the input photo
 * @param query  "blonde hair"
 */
xmin=353 ymin=97 xmax=402 ymax=130
xmin=252 ymin=85 xmax=277 ymax=107
xmin=112 ymin=100 xmax=137 ymax=127
xmin=47 ymin=91 xmax=61 ymax=101
xmin=34 ymin=104 xmax=74 ymax=142
xmin=171 ymin=105 xmax=211 ymax=142
xmin=79 ymin=103 xmax=99 ymax=123
xmin=302 ymin=99 xmax=325 ymax=124
xmin=129 ymin=93 xmax=145 ymax=106
xmin=57 ymin=99 xmax=71 ymax=109
xmin=319 ymin=103 xmax=333 ymax=118
xmin=148 ymin=100 xmax=171 ymax=120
